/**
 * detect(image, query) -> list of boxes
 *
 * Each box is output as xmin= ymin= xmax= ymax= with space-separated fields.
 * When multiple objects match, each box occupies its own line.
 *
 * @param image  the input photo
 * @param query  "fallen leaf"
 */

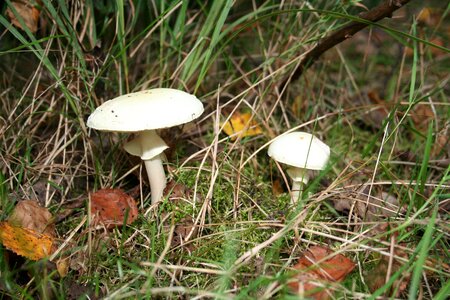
xmin=164 ymin=181 xmax=193 ymax=201
xmin=6 ymin=0 xmax=41 ymax=33
xmin=352 ymin=90 xmax=390 ymax=129
xmin=432 ymin=129 xmax=449 ymax=158
xmin=365 ymin=239 xmax=410 ymax=297
xmin=366 ymin=255 xmax=409 ymax=297
xmin=90 ymin=189 xmax=139 ymax=228
xmin=8 ymin=200 xmax=55 ymax=237
xmin=0 ymin=222 xmax=53 ymax=261
xmin=272 ymin=179 xmax=285 ymax=196
xmin=428 ymin=38 xmax=446 ymax=58
xmin=66 ymin=281 xmax=100 ymax=300
xmin=288 ymin=245 xmax=355 ymax=299
xmin=222 ymin=112 xmax=262 ymax=140
xmin=56 ymin=257 xmax=70 ymax=278
xmin=410 ymin=104 xmax=434 ymax=133
xmin=332 ymin=186 xmax=404 ymax=221
xmin=417 ymin=7 xmax=442 ymax=27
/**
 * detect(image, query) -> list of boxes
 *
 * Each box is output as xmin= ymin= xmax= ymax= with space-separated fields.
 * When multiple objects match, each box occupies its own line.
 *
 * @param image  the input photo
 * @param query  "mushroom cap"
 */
xmin=268 ymin=132 xmax=330 ymax=170
xmin=87 ymin=88 xmax=204 ymax=132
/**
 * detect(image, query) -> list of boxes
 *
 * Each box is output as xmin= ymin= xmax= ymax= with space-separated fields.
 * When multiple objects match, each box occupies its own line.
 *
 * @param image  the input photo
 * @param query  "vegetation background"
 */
xmin=0 ymin=0 xmax=449 ymax=299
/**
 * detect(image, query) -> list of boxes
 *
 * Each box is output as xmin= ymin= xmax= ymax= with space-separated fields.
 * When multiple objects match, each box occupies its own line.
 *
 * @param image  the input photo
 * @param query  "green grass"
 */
xmin=1 ymin=0 xmax=449 ymax=298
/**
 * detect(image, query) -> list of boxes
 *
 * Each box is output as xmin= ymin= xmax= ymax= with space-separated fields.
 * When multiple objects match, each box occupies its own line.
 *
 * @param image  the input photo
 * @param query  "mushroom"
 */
xmin=268 ymin=132 xmax=330 ymax=203
xmin=87 ymin=88 xmax=204 ymax=204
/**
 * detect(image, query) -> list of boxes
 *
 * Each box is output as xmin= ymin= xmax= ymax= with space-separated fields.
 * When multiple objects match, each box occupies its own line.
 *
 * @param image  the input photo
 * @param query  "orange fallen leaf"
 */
xmin=8 ymin=200 xmax=55 ymax=237
xmin=90 ymin=189 xmax=139 ymax=228
xmin=6 ymin=0 xmax=41 ymax=33
xmin=0 ymin=222 xmax=53 ymax=261
xmin=417 ymin=7 xmax=442 ymax=27
xmin=288 ymin=246 xmax=355 ymax=299
xmin=222 ymin=112 xmax=262 ymax=140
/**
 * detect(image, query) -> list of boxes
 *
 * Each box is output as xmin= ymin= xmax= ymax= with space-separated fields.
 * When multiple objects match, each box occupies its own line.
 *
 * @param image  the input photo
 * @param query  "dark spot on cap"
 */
xmin=111 ymin=110 xmax=114 ymax=113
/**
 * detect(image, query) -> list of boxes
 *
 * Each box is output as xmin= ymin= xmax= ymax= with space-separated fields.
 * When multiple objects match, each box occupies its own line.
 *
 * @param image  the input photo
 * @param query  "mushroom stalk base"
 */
xmin=287 ymin=168 xmax=309 ymax=204
xmin=290 ymin=180 xmax=304 ymax=204
xmin=144 ymin=155 xmax=167 ymax=204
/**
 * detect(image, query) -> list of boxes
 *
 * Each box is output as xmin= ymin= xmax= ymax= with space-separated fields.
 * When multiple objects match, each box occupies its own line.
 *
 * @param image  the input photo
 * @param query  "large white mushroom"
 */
xmin=87 ymin=88 xmax=204 ymax=204
xmin=268 ymin=132 xmax=330 ymax=203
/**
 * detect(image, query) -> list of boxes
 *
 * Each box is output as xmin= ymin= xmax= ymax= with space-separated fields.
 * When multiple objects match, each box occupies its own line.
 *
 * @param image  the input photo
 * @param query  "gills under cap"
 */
xmin=87 ymin=88 xmax=204 ymax=132
xmin=268 ymin=132 xmax=330 ymax=170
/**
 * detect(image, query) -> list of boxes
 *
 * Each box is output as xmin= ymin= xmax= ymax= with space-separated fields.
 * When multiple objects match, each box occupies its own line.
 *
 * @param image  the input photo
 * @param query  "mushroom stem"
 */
xmin=144 ymin=154 xmax=167 ymax=204
xmin=124 ymin=130 xmax=169 ymax=204
xmin=290 ymin=180 xmax=303 ymax=204
xmin=287 ymin=167 xmax=309 ymax=204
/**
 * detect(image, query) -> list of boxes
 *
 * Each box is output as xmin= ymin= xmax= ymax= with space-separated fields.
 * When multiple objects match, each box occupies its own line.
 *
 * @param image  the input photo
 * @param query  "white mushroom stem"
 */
xmin=124 ymin=130 xmax=169 ymax=204
xmin=287 ymin=167 xmax=309 ymax=204
xmin=144 ymin=154 xmax=166 ymax=204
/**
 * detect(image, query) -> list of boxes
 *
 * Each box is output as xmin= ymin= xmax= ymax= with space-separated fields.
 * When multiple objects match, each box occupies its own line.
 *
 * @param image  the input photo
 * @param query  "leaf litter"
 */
xmin=6 ymin=0 xmax=41 ymax=33
xmin=332 ymin=185 xmax=405 ymax=221
xmin=0 ymin=200 xmax=56 ymax=261
xmin=222 ymin=111 xmax=263 ymax=140
xmin=288 ymin=245 xmax=355 ymax=299
xmin=90 ymin=188 xmax=139 ymax=229
xmin=0 ymin=222 xmax=54 ymax=261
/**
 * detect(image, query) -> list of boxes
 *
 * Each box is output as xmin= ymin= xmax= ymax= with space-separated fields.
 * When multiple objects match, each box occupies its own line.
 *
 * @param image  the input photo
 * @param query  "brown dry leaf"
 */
xmin=272 ymin=179 xmax=284 ymax=196
xmin=8 ymin=200 xmax=55 ymax=237
xmin=432 ymin=129 xmax=449 ymax=158
xmin=332 ymin=186 xmax=404 ymax=221
xmin=6 ymin=0 xmax=41 ymax=33
xmin=356 ymin=90 xmax=390 ymax=129
xmin=288 ymin=246 xmax=355 ymax=299
xmin=222 ymin=111 xmax=262 ymax=140
xmin=164 ymin=181 xmax=193 ymax=202
xmin=410 ymin=104 xmax=434 ymax=133
xmin=366 ymin=246 xmax=410 ymax=297
xmin=0 ymin=222 xmax=54 ymax=261
xmin=90 ymin=189 xmax=139 ymax=228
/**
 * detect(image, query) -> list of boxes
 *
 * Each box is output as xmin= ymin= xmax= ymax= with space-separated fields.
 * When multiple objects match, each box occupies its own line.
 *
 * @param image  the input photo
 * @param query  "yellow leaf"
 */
xmin=0 ymin=222 xmax=54 ymax=261
xmin=417 ymin=7 xmax=441 ymax=27
xmin=57 ymin=257 xmax=70 ymax=277
xmin=222 ymin=112 xmax=262 ymax=140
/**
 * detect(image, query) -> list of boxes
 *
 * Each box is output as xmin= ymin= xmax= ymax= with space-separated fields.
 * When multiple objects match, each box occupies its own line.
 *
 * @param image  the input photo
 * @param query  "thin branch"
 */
xmin=281 ymin=0 xmax=413 ymax=89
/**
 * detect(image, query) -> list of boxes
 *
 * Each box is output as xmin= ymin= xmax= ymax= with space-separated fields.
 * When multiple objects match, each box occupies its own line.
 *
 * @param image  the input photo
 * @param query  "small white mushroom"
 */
xmin=87 ymin=88 xmax=204 ymax=204
xmin=268 ymin=132 xmax=330 ymax=204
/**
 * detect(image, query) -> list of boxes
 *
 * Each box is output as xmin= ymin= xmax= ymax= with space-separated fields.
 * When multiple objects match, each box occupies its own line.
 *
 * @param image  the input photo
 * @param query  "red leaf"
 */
xmin=90 ymin=189 xmax=138 ymax=228
xmin=288 ymin=246 xmax=355 ymax=299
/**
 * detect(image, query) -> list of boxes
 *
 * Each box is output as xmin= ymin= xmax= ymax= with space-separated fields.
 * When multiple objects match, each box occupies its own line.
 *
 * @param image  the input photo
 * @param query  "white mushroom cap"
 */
xmin=268 ymin=132 xmax=330 ymax=170
xmin=86 ymin=88 xmax=204 ymax=132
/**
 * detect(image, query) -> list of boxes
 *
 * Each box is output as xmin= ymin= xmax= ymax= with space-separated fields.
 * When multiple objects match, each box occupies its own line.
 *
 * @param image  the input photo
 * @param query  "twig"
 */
xmin=281 ymin=0 xmax=413 ymax=89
